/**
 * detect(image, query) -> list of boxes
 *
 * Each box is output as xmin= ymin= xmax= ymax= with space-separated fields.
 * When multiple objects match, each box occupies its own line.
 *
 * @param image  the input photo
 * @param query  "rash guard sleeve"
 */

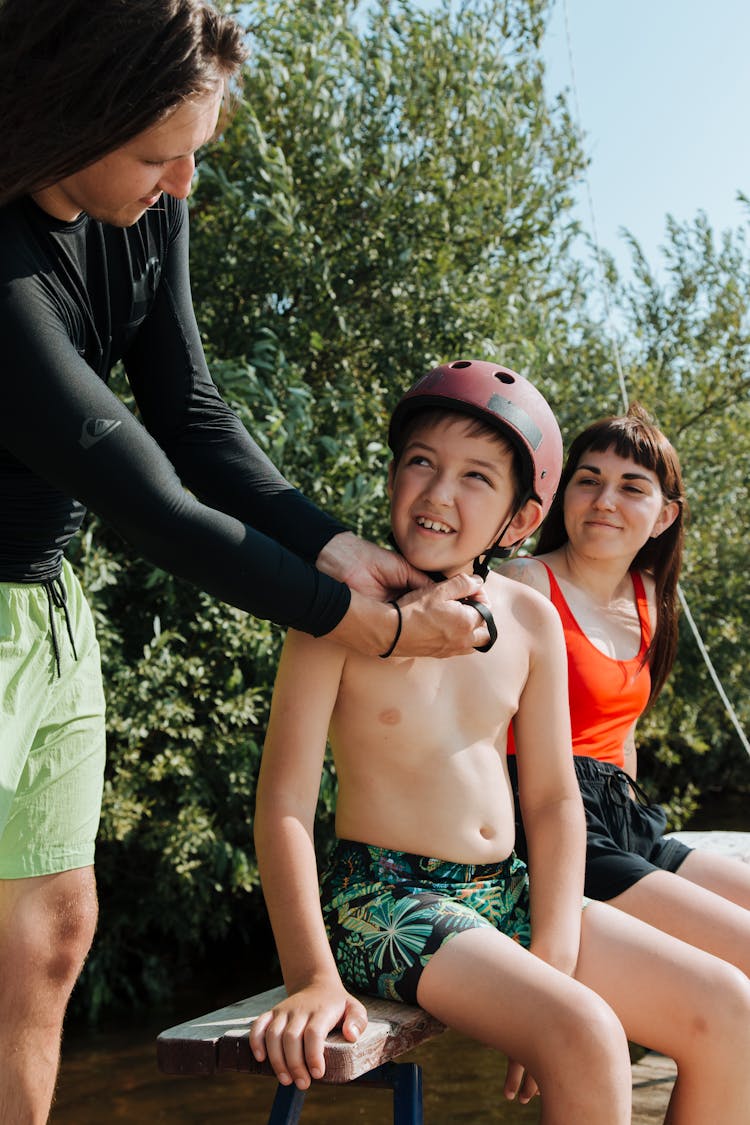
xmin=0 ymin=196 xmax=350 ymax=634
xmin=121 ymin=197 xmax=343 ymax=564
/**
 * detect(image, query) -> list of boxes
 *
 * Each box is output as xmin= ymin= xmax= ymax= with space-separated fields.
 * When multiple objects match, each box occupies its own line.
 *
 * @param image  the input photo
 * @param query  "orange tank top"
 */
xmin=509 ymin=565 xmax=652 ymax=768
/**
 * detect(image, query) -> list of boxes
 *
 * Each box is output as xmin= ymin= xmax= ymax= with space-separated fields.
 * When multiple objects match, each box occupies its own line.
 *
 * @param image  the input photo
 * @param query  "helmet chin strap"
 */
xmin=472 ymin=490 xmax=532 ymax=581
xmin=386 ymin=531 xmax=498 ymax=651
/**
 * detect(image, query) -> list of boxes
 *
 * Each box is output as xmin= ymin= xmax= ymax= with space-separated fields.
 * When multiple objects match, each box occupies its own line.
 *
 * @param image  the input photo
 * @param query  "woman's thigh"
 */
xmin=606 ymin=864 xmax=750 ymax=974
xmin=576 ymin=899 xmax=750 ymax=1056
xmin=676 ymin=846 xmax=750 ymax=909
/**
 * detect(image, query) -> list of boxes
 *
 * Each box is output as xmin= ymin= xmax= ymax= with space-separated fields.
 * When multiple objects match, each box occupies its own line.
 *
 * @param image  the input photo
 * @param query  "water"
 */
xmin=50 ymin=1012 xmax=540 ymax=1124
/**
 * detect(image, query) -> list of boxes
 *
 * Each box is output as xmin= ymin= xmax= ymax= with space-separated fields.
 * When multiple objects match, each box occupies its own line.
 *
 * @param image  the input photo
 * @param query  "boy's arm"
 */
xmin=251 ymin=630 xmax=366 ymax=1089
xmin=513 ymin=597 xmax=585 ymax=976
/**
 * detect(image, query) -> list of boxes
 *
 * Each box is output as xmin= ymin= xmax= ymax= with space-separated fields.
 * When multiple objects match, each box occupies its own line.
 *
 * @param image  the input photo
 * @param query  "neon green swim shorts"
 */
xmin=0 ymin=560 xmax=106 ymax=879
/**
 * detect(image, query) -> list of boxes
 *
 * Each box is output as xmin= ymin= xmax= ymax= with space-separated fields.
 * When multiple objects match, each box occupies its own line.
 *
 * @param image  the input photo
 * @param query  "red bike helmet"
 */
xmin=388 ymin=359 xmax=563 ymax=573
xmin=389 ymin=359 xmax=563 ymax=517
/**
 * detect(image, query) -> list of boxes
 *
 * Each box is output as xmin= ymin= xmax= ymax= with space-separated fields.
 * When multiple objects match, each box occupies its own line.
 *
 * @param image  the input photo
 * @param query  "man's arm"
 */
xmin=250 ymin=630 xmax=366 ymax=1089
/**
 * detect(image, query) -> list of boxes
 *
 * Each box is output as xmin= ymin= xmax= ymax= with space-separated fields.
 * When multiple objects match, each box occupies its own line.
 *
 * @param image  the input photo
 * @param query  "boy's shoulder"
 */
xmin=485 ymin=565 xmax=558 ymax=628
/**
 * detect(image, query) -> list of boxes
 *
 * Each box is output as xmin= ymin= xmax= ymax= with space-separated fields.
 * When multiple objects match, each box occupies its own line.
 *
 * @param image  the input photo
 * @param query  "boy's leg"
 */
xmin=607 ymin=863 xmax=750 ymax=974
xmin=416 ymin=927 xmax=632 ymax=1125
xmin=577 ymin=900 xmax=750 ymax=1125
xmin=0 ymin=867 xmax=98 ymax=1125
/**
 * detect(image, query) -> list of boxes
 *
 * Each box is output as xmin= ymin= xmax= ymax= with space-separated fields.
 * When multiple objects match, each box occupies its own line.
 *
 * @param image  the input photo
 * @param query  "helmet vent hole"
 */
xmin=494 ymin=371 xmax=515 ymax=384
xmin=450 ymin=360 xmax=471 ymax=369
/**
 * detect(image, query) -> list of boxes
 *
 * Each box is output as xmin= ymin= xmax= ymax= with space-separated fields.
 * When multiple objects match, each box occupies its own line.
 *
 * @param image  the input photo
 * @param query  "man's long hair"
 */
xmin=0 ymin=0 xmax=247 ymax=205
xmin=536 ymin=403 xmax=687 ymax=709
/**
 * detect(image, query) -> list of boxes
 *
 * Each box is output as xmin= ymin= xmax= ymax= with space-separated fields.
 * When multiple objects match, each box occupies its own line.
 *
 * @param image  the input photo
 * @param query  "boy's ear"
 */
xmin=501 ymin=498 xmax=544 ymax=548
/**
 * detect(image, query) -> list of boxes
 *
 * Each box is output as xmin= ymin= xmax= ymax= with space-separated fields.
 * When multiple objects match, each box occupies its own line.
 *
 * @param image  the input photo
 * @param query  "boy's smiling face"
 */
xmin=389 ymin=413 xmax=540 ymax=577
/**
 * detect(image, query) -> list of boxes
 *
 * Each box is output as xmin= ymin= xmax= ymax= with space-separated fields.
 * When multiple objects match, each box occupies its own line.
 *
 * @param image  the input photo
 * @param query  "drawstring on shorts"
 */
xmin=43 ymin=575 xmax=78 ymax=677
xmin=604 ymin=765 xmax=654 ymax=809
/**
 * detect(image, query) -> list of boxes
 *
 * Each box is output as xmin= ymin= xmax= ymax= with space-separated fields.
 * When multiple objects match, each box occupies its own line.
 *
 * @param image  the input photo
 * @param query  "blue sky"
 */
xmin=542 ymin=0 xmax=750 ymax=281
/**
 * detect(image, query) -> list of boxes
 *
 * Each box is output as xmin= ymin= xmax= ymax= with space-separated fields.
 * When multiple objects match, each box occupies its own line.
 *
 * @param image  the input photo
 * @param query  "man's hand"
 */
xmin=319 ymin=532 xmax=494 ymax=657
xmin=316 ymin=531 xmax=430 ymax=599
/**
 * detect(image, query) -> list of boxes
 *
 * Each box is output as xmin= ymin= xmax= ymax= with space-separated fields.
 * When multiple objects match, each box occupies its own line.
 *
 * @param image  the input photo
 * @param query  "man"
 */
xmin=0 ymin=3 xmax=488 ymax=1119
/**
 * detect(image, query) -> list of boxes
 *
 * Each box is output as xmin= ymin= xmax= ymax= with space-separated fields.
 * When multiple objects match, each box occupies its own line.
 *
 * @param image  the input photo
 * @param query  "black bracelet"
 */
xmin=378 ymin=600 xmax=403 ymax=659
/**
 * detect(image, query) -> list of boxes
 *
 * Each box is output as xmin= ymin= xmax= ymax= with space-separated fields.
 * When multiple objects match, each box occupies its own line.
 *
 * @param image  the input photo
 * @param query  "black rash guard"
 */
xmin=0 ymin=193 xmax=350 ymax=635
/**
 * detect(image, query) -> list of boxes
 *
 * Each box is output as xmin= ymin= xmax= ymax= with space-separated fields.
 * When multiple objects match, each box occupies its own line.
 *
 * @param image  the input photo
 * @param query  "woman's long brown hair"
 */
xmin=0 ymin=0 xmax=247 ymax=206
xmin=536 ymin=403 xmax=687 ymax=709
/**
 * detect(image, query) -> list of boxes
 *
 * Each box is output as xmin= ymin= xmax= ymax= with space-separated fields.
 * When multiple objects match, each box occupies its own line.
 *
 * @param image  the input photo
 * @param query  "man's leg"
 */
xmin=0 ymin=566 xmax=105 ymax=1123
xmin=0 ymin=866 xmax=97 ymax=1125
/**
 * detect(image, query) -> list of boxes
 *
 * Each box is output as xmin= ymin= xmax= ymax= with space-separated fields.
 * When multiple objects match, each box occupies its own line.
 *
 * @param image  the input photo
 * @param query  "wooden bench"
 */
xmin=157 ymin=984 xmax=445 ymax=1125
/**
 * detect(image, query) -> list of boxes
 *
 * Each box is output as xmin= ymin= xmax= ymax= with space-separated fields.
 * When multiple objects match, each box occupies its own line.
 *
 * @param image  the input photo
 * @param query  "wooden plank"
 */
xmin=632 ymin=1052 xmax=678 ymax=1122
xmin=157 ymin=986 xmax=445 ymax=1084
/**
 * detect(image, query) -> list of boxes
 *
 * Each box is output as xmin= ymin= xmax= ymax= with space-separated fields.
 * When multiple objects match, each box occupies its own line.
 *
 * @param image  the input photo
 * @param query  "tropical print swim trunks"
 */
xmin=320 ymin=838 xmax=531 ymax=1004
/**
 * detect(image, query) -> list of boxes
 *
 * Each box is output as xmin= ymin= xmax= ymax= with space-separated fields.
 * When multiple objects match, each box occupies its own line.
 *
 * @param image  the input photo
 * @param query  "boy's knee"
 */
xmin=556 ymin=990 xmax=628 ymax=1071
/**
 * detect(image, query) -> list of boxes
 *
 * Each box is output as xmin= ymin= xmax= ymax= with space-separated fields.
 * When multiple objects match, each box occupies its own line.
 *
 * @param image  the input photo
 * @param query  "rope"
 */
xmin=677 ymin=587 xmax=750 ymax=757
xmin=561 ymin=0 xmax=629 ymax=412
xmin=559 ymin=0 xmax=750 ymax=759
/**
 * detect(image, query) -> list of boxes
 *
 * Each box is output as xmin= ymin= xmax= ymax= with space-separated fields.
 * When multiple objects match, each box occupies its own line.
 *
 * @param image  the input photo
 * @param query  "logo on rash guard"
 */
xmin=79 ymin=418 xmax=122 ymax=450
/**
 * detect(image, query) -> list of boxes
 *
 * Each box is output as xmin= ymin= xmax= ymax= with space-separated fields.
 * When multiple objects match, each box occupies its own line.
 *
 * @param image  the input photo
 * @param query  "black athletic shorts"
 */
xmin=507 ymin=754 xmax=692 ymax=901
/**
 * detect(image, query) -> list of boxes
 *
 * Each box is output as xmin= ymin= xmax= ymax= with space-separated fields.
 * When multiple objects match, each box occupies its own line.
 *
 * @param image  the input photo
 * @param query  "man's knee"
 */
xmin=0 ymin=868 xmax=98 ymax=992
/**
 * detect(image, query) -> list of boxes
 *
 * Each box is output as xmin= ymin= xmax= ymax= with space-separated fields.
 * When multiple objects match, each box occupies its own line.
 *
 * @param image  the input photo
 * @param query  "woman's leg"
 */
xmin=577 ymin=900 xmax=750 ymax=1125
xmin=607 ymin=862 xmax=750 ymax=974
xmin=417 ymin=927 xmax=632 ymax=1125
xmin=675 ymin=847 xmax=750 ymax=907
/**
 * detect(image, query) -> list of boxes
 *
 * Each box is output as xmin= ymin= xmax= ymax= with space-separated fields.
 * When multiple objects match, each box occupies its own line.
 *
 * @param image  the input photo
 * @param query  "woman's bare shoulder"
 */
xmin=497 ymin=555 xmax=551 ymax=597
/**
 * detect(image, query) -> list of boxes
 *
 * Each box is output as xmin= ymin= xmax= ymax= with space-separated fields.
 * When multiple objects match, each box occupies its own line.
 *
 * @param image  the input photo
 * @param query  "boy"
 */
xmin=251 ymin=360 xmax=750 ymax=1123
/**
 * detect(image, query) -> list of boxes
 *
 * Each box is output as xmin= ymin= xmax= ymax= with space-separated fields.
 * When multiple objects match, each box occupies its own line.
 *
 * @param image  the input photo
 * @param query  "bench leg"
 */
xmin=267 ymin=1082 xmax=306 ymax=1125
xmin=267 ymin=1061 xmax=423 ymax=1125
xmin=352 ymin=1062 xmax=424 ymax=1125
xmin=390 ymin=1062 xmax=423 ymax=1125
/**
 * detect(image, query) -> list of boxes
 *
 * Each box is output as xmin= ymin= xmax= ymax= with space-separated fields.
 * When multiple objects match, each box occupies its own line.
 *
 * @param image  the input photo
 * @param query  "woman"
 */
xmin=504 ymin=402 xmax=750 ymax=976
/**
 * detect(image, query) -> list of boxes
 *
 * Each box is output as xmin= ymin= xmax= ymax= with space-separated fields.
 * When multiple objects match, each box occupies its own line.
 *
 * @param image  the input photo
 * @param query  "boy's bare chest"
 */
xmin=335 ymin=643 xmax=526 ymax=750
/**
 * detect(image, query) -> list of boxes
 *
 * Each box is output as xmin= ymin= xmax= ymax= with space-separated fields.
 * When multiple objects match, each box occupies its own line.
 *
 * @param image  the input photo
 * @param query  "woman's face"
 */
xmin=563 ymin=446 xmax=678 ymax=562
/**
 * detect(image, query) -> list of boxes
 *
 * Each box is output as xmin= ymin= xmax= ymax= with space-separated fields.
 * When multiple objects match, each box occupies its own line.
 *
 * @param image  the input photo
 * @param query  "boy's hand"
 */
xmin=248 ymin=982 xmax=367 ymax=1090
xmin=503 ymin=1057 xmax=540 ymax=1104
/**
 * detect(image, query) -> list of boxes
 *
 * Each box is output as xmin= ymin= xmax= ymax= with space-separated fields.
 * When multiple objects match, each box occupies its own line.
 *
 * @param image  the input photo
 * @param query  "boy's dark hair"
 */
xmin=391 ymin=406 xmax=528 ymax=513
xmin=536 ymin=402 xmax=687 ymax=708
xmin=0 ymin=0 xmax=247 ymax=205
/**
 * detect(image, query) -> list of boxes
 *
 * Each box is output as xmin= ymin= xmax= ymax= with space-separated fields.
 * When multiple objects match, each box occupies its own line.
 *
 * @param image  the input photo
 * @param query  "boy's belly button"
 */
xmin=480 ymin=825 xmax=495 ymax=839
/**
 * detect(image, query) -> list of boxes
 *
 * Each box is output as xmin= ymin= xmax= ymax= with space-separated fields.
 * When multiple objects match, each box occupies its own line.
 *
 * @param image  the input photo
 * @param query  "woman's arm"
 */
xmin=251 ymin=630 xmax=367 ymax=1089
xmin=622 ymin=721 xmax=638 ymax=781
